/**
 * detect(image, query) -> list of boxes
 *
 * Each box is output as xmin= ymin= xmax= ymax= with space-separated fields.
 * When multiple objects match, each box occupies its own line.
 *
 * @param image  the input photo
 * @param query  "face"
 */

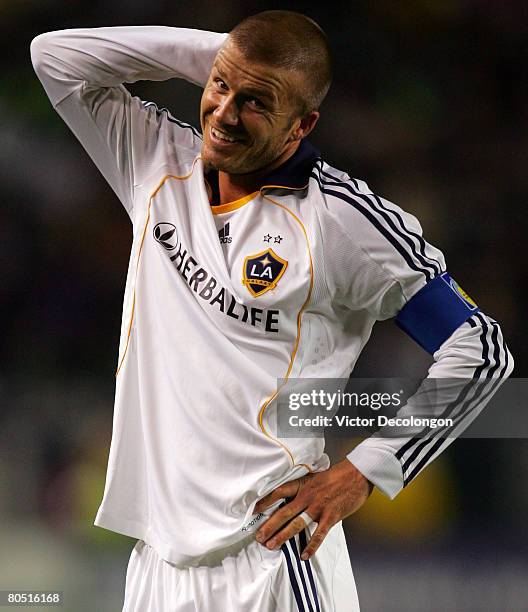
xmin=200 ymin=40 xmax=316 ymax=175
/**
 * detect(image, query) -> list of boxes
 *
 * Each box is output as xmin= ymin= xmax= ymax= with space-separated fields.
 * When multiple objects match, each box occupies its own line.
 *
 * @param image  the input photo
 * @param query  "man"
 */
xmin=31 ymin=11 xmax=512 ymax=611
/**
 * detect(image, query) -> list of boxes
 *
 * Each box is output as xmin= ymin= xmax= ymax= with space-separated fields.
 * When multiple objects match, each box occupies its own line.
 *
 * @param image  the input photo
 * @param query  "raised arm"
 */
xmin=30 ymin=26 xmax=227 ymax=215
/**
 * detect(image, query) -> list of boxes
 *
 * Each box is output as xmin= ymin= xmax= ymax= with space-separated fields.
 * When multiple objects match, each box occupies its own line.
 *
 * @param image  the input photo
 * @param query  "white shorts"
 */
xmin=122 ymin=522 xmax=360 ymax=611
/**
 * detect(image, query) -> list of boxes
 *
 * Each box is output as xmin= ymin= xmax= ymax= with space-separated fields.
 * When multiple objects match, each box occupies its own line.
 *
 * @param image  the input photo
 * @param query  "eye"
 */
xmin=246 ymin=97 xmax=266 ymax=110
xmin=214 ymin=78 xmax=228 ymax=91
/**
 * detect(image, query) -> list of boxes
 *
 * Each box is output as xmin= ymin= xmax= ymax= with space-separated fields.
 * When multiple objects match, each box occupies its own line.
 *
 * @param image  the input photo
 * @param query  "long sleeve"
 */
xmin=347 ymin=312 xmax=514 ymax=498
xmin=311 ymin=167 xmax=514 ymax=499
xmin=30 ymin=26 xmax=227 ymax=215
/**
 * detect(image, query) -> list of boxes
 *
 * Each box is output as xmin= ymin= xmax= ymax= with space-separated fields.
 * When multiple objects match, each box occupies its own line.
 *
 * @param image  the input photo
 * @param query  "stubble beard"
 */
xmin=201 ymin=144 xmax=266 ymax=176
xmin=202 ymin=137 xmax=291 ymax=178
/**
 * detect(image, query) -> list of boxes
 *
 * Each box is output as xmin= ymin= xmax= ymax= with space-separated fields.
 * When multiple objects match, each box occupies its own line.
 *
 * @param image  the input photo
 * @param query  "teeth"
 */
xmin=211 ymin=127 xmax=238 ymax=143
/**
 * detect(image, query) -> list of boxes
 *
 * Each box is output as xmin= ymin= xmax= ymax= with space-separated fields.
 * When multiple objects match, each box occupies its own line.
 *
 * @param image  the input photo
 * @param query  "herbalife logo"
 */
xmin=218 ymin=222 xmax=232 ymax=244
xmin=153 ymin=222 xmax=177 ymax=250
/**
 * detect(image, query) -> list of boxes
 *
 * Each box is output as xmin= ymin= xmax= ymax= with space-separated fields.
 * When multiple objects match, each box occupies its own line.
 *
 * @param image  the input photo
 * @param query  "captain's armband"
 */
xmin=395 ymin=272 xmax=479 ymax=354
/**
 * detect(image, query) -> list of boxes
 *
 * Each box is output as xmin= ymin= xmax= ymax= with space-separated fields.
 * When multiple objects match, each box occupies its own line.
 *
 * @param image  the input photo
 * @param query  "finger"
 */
xmin=300 ymin=520 xmax=331 ymax=560
xmin=261 ymin=513 xmax=310 ymax=551
xmin=298 ymin=511 xmax=315 ymax=527
xmin=256 ymin=498 xmax=306 ymax=544
xmin=254 ymin=479 xmax=301 ymax=513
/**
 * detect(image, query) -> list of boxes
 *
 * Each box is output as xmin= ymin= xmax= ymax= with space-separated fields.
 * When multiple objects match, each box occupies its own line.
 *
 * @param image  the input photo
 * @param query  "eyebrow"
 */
xmin=214 ymin=66 xmax=276 ymax=104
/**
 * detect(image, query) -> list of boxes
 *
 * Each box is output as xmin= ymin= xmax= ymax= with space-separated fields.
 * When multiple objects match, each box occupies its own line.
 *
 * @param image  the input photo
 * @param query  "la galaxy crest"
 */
xmin=242 ymin=248 xmax=288 ymax=297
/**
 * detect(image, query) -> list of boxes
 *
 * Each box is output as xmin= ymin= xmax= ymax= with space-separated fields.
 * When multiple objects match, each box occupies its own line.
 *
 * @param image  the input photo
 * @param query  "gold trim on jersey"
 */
xmin=257 ymin=193 xmax=315 ymax=473
xmin=115 ymin=158 xmax=200 ymax=377
xmin=261 ymin=183 xmax=308 ymax=191
xmin=206 ymin=173 xmax=309 ymax=214
xmin=210 ymin=191 xmax=260 ymax=214
xmin=115 ymin=161 xmax=308 ymax=376
xmin=115 ymin=159 xmax=313 ymax=472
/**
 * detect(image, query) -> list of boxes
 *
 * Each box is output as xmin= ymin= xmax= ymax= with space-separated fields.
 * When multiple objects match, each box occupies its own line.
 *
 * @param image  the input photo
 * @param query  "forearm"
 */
xmin=30 ymin=25 xmax=227 ymax=107
xmin=347 ymin=312 xmax=514 ymax=498
xmin=30 ymin=26 xmax=226 ymax=212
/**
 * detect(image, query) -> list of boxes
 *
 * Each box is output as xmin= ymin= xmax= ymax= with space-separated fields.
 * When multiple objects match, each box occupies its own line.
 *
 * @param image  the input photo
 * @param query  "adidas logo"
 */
xmin=218 ymin=222 xmax=232 ymax=244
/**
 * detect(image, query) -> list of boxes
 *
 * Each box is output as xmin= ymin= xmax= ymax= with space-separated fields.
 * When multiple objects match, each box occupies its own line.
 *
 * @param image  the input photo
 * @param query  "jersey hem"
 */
xmin=94 ymin=510 xmax=259 ymax=568
xmin=94 ymin=510 xmax=147 ymax=542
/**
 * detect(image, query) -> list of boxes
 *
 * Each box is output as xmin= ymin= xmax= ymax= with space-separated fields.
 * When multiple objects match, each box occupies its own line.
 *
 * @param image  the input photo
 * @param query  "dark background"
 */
xmin=1 ymin=1 xmax=527 ymax=610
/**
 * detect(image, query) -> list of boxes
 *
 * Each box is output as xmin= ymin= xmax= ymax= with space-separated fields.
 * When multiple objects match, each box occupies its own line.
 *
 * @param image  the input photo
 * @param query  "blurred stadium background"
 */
xmin=1 ymin=0 xmax=527 ymax=610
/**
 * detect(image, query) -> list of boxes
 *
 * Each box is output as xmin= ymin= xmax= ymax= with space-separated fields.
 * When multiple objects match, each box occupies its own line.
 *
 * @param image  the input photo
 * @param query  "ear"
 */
xmin=289 ymin=111 xmax=320 ymax=141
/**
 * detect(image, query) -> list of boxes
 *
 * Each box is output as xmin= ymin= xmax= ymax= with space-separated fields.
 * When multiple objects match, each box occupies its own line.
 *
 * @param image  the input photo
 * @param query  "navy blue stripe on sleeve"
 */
xmin=403 ymin=377 xmax=503 ymax=485
xmin=395 ymin=313 xmax=488 ymax=464
xmin=310 ymin=170 xmax=434 ymax=282
xmin=141 ymin=101 xmax=202 ymax=139
xmin=396 ymin=312 xmax=509 ymax=486
xmin=316 ymin=163 xmax=442 ymax=277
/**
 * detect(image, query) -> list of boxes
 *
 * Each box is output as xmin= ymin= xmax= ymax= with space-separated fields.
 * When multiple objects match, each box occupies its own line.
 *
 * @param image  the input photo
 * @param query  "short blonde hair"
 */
xmin=228 ymin=10 xmax=333 ymax=114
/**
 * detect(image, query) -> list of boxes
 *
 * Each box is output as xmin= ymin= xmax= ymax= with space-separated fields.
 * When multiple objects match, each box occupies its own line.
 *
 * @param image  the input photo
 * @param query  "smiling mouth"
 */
xmin=210 ymin=125 xmax=244 ymax=144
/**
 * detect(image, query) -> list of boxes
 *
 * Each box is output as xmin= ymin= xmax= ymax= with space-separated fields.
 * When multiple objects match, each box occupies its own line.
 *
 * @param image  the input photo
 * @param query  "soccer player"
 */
xmin=31 ymin=11 xmax=513 ymax=611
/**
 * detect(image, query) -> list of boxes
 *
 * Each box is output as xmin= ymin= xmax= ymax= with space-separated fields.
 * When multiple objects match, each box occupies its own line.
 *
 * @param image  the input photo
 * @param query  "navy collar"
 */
xmin=260 ymin=139 xmax=321 ymax=190
xmin=207 ymin=140 xmax=320 ymax=205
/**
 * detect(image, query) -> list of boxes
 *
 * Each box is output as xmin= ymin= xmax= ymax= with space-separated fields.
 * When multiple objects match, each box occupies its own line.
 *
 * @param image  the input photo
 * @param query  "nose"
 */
xmin=213 ymin=94 xmax=239 ymax=126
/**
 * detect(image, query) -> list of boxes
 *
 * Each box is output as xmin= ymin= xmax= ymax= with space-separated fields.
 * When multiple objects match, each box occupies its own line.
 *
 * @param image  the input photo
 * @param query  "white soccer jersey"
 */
xmin=31 ymin=26 xmax=513 ymax=568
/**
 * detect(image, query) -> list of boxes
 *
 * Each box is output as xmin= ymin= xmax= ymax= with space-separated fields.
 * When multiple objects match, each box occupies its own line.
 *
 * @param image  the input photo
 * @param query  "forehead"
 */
xmin=212 ymin=40 xmax=300 ymax=101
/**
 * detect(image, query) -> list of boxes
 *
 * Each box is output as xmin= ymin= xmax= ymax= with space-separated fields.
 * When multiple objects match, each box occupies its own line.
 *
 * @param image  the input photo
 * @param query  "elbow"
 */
xmin=492 ymin=318 xmax=514 ymax=379
xmin=30 ymin=31 xmax=59 ymax=73
xmin=431 ymin=313 xmax=515 ymax=379
xmin=503 ymin=344 xmax=515 ymax=379
xmin=30 ymin=33 xmax=48 ymax=72
xmin=486 ymin=319 xmax=514 ymax=379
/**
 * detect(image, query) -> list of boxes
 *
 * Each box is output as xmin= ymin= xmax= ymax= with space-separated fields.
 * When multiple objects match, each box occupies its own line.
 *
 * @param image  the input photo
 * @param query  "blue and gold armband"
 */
xmin=395 ymin=272 xmax=479 ymax=355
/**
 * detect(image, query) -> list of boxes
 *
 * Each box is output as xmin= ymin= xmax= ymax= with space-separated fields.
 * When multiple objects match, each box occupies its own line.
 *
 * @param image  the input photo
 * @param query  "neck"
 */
xmin=217 ymin=141 xmax=300 ymax=205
